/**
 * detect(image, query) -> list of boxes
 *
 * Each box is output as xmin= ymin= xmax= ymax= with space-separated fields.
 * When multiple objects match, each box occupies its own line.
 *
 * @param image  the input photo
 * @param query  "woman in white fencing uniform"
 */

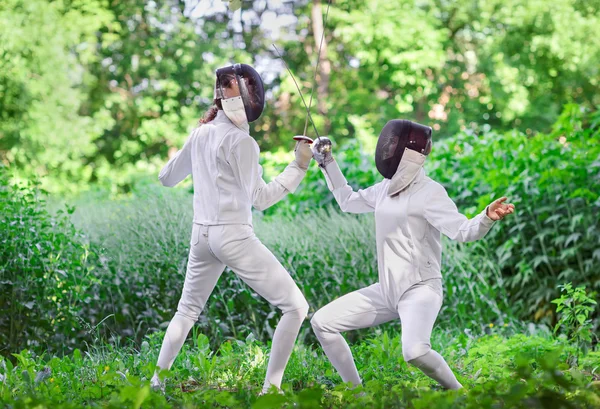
xmin=150 ymin=63 xmax=313 ymax=394
xmin=309 ymin=121 xmax=515 ymax=389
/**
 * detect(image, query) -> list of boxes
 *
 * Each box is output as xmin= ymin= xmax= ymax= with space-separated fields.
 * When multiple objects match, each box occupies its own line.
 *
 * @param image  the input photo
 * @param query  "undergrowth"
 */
xmin=1 ymin=330 xmax=599 ymax=408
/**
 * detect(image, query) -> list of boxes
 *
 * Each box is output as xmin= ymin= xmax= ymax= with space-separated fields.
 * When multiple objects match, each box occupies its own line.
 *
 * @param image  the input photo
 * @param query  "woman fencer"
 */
xmin=150 ymin=63 xmax=313 ymax=394
xmin=309 ymin=120 xmax=515 ymax=389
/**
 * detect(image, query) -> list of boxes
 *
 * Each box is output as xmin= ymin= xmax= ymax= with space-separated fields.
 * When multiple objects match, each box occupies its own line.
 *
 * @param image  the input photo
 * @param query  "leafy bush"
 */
xmin=0 ymin=167 xmax=95 ymax=354
xmin=552 ymin=283 xmax=598 ymax=359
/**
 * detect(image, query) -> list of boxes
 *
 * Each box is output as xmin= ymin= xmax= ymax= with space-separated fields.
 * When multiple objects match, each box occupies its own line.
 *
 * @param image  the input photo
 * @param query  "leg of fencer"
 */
xmin=407 ymin=350 xmax=463 ymax=390
xmin=215 ymin=228 xmax=309 ymax=394
xmin=311 ymin=284 xmax=397 ymax=387
xmin=311 ymin=318 xmax=361 ymax=386
xmin=397 ymin=285 xmax=462 ymax=389
xmin=155 ymin=312 xmax=196 ymax=370
xmin=262 ymin=304 xmax=309 ymax=394
xmin=151 ymin=225 xmax=225 ymax=390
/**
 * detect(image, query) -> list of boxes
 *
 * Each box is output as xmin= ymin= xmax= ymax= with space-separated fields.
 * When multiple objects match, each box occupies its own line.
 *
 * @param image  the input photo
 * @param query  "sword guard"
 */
xmin=293 ymin=135 xmax=314 ymax=143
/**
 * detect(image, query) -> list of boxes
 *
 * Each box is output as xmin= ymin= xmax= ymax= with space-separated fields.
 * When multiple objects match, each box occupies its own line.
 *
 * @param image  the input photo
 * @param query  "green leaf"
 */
xmin=133 ymin=385 xmax=150 ymax=409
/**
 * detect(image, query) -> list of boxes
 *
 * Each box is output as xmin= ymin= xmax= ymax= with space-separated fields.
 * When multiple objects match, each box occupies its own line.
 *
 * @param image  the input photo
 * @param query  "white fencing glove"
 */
xmin=293 ymin=136 xmax=314 ymax=170
xmin=311 ymin=137 xmax=334 ymax=168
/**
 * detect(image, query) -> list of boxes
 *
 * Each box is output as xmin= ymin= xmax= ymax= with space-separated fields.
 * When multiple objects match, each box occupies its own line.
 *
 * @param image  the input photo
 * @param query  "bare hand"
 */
xmin=487 ymin=197 xmax=515 ymax=221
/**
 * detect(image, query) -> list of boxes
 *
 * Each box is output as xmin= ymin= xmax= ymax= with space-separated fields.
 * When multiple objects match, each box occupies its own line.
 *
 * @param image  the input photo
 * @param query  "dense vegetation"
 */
xmin=1 ymin=0 xmax=599 ymax=407
xmin=3 ymin=106 xmax=597 ymax=354
xmin=1 ymin=105 xmax=599 ymax=407
xmin=1 ymin=332 xmax=600 ymax=408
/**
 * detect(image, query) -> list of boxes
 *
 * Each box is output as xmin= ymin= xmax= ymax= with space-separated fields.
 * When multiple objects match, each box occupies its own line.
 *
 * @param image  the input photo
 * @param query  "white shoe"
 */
xmin=259 ymin=384 xmax=284 ymax=396
xmin=150 ymin=374 xmax=165 ymax=393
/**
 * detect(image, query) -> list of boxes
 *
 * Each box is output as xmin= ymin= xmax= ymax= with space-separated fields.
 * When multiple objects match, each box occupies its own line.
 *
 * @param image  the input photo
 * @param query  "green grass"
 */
xmin=1 ymin=330 xmax=599 ymax=408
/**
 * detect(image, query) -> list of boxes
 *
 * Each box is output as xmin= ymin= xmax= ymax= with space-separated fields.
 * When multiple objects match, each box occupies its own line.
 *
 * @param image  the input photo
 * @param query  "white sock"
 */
xmin=319 ymin=334 xmax=361 ymax=386
xmin=155 ymin=313 xmax=196 ymax=372
xmin=408 ymin=350 xmax=462 ymax=389
xmin=261 ymin=308 xmax=307 ymax=394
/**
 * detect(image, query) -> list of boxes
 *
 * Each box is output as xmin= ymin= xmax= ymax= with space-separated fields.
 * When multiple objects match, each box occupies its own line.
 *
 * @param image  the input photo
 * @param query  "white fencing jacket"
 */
xmin=321 ymin=160 xmax=496 ymax=308
xmin=158 ymin=110 xmax=306 ymax=225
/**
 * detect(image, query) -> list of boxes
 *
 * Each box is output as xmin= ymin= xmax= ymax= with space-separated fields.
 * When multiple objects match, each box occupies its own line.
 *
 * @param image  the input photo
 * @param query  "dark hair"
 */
xmin=199 ymin=72 xmax=235 ymax=125
xmin=199 ymin=99 xmax=223 ymax=125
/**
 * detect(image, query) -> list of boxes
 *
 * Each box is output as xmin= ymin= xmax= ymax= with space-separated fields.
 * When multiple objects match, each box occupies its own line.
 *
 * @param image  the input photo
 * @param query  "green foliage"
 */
xmin=0 ymin=0 xmax=112 ymax=192
xmin=2 ymin=0 xmax=600 ymax=192
xmin=1 ymin=333 xmax=599 ymax=408
xmin=427 ymin=104 xmax=600 ymax=325
xmin=3 ymin=103 xmax=597 ymax=359
xmin=0 ymin=166 xmax=96 ymax=354
xmin=552 ymin=283 xmax=597 ymax=356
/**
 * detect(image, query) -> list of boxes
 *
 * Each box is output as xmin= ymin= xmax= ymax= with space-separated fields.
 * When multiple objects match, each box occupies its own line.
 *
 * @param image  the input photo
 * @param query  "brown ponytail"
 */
xmin=199 ymin=99 xmax=223 ymax=125
xmin=200 ymin=71 xmax=235 ymax=125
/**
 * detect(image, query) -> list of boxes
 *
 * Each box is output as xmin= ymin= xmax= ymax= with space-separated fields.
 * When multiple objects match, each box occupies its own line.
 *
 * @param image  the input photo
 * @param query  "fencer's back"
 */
xmin=189 ymin=111 xmax=255 ymax=226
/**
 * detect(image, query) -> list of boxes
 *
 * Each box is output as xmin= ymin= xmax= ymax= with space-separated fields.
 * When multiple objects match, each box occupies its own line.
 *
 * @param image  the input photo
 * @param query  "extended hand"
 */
xmin=293 ymin=136 xmax=314 ymax=170
xmin=486 ymin=197 xmax=515 ymax=221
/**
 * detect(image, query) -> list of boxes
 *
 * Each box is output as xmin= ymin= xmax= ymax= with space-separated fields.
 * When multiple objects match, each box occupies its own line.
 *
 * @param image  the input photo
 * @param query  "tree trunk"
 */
xmin=311 ymin=0 xmax=331 ymax=134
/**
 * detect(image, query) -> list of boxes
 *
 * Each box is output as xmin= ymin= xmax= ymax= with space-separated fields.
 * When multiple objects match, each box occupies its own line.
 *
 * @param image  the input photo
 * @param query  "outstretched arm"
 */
xmin=311 ymin=138 xmax=380 ymax=214
xmin=423 ymin=183 xmax=514 ymax=242
xmin=320 ymin=160 xmax=381 ymax=214
xmin=229 ymin=136 xmax=310 ymax=211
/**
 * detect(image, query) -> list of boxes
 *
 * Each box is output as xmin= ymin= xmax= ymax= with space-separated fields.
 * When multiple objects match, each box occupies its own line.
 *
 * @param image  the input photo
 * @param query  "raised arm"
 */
xmin=423 ymin=182 xmax=496 ymax=242
xmin=310 ymin=137 xmax=380 ymax=213
xmin=319 ymin=160 xmax=381 ymax=213
xmin=229 ymin=136 xmax=309 ymax=211
xmin=158 ymin=129 xmax=197 ymax=187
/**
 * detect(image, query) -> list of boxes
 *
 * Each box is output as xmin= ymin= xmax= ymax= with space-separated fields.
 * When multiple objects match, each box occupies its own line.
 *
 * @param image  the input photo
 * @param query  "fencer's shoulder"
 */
xmin=218 ymin=124 xmax=252 ymax=146
xmin=423 ymin=178 xmax=449 ymax=195
xmin=227 ymin=132 xmax=261 ymax=158
xmin=373 ymin=179 xmax=388 ymax=192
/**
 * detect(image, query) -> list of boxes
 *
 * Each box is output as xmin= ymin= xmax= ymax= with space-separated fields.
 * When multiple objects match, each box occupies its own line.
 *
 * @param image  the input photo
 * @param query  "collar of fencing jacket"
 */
xmin=387 ymin=148 xmax=427 ymax=196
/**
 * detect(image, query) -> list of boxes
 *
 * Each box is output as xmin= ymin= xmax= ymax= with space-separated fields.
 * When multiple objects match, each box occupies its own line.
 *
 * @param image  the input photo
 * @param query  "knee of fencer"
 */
xmin=175 ymin=308 xmax=200 ymax=323
xmin=403 ymin=342 xmax=432 ymax=364
xmin=309 ymin=309 xmax=335 ymax=341
xmin=309 ymin=310 xmax=325 ymax=331
xmin=285 ymin=299 xmax=309 ymax=320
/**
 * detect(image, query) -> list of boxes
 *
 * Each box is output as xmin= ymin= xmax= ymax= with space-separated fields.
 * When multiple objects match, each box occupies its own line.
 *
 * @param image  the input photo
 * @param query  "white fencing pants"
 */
xmin=310 ymin=281 xmax=461 ymax=389
xmin=155 ymin=224 xmax=309 ymax=393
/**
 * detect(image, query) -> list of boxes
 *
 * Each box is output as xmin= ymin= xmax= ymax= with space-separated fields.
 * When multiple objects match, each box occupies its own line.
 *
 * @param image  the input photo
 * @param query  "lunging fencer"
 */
xmin=309 ymin=120 xmax=515 ymax=389
xmin=150 ymin=63 xmax=313 ymax=394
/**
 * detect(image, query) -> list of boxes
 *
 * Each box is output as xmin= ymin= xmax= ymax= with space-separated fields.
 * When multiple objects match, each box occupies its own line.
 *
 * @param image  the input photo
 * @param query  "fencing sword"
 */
xmin=272 ymin=43 xmax=321 ymax=141
xmin=272 ymin=44 xmax=333 ymax=162
xmin=303 ymin=0 xmax=332 ymax=137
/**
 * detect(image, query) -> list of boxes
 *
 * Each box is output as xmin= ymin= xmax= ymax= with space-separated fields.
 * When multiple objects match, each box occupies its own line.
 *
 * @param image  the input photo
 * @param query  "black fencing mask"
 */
xmin=214 ymin=63 xmax=265 ymax=122
xmin=375 ymin=119 xmax=432 ymax=179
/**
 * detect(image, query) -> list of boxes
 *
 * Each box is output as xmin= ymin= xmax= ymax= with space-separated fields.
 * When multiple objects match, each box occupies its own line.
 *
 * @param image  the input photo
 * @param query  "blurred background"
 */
xmin=0 ymin=0 xmax=599 ymax=356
